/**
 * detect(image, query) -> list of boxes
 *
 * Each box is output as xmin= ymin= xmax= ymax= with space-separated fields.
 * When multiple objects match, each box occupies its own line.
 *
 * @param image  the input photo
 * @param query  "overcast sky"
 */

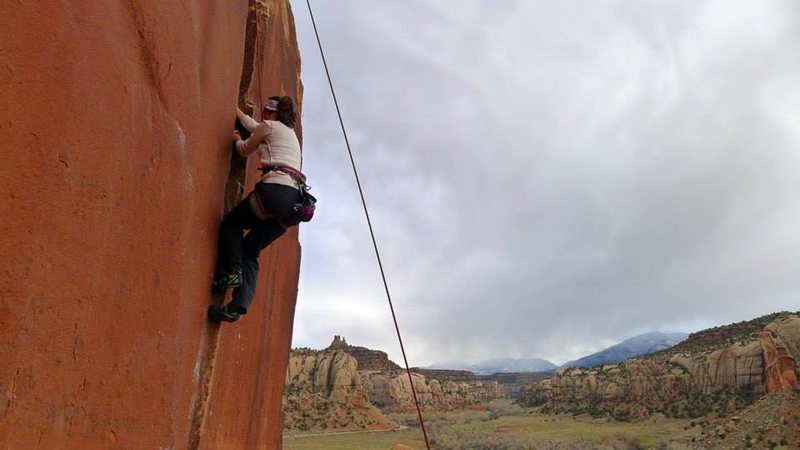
xmin=288 ymin=0 xmax=800 ymax=366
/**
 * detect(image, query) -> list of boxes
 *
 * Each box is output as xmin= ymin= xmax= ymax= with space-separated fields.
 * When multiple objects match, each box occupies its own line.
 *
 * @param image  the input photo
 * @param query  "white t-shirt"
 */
xmin=236 ymin=115 xmax=302 ymax=188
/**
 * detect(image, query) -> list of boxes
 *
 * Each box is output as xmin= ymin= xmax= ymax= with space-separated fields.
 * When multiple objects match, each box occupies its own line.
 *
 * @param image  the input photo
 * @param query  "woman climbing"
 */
xmin=209 ymin=96 xmax=305 ymax=323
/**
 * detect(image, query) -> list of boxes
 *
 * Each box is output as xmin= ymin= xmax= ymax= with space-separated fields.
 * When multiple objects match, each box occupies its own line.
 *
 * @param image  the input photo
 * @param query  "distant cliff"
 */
xmin=327 ymin=336 xmax=505 ymax=412
xmin=328 ymin=335 xmax=401 ymax=371
xmin=1 ymin=1 xmax=303 ymax=448
xmin=521 ymin=313 xmax=800 ymax=419
xmin=359 ymin=369 xmax=506 ymax=413
xmin=283 ymin=350 xmax=395 ymax=432
xmin=283 ymin=339 xmax=506 ymax=430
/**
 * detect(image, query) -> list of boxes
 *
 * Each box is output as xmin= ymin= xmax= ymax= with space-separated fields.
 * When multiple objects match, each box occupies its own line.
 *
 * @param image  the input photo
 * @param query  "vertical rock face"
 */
xmin=0 ymin=1 xmax=302 ymax=448
xmin=760 ymin=317 xmax=800 ymax=392
xmin=766 ymin=316 xmax=800 ymax=374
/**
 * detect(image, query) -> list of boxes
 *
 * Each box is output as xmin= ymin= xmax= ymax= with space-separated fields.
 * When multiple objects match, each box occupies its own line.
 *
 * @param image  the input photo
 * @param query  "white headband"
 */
xmin=264 ymin=99 xmax=280 ymax=112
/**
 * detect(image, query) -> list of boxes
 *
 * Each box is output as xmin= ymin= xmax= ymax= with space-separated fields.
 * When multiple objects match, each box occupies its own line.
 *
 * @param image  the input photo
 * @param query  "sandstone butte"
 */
xmin=282 ymin=339 xmax=507 ymax=432
xmin=1 ymin=1 xmax=304 ymax=448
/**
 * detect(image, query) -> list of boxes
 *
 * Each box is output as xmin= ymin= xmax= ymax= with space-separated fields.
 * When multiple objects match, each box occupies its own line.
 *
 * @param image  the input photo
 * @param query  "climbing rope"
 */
xmin=303 ymin=1 xmax=431 ymax=448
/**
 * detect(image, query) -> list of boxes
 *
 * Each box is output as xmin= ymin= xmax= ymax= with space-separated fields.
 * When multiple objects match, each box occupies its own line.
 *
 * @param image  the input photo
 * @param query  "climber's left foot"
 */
xmin=208 ymin=305 xmax=241 ymax=323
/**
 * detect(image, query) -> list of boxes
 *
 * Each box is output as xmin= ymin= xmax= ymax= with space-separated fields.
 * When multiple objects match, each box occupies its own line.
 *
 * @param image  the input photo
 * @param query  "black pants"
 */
xmin=217 ymin=183 xmax=300 ymax=313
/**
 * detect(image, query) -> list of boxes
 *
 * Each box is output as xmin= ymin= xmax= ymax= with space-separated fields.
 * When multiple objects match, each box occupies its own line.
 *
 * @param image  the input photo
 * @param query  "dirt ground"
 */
xmin=283 ymin=400 xmax=702 ymax=450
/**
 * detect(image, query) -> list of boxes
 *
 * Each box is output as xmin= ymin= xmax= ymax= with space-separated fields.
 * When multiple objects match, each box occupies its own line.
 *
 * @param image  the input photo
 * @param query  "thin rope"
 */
xmin=303 ymin=1 xmax=430 ymax=448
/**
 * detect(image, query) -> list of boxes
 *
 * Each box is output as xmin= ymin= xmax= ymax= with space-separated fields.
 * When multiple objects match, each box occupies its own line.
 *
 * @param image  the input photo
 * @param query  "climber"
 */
xmin=209 ymin=96 xmax=306 ymax=323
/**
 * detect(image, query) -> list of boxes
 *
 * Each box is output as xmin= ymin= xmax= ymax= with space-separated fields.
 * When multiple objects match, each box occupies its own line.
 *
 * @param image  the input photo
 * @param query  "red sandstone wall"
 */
xmin=0 ymin=1 xmax=302 ymax=448
xmin=757 ymin=332 xmax=800 ymax=393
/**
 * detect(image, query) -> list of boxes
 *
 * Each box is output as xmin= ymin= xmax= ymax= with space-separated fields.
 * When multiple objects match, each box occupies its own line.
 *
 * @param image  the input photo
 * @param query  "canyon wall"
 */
xmin=283 ymin=344 xmax=506 ymax=431
xmin=359 ymin=369 xmax=506 ymax=413
xmin=283 ymin=350 xmax=395 ymax=431
xmin=526 ymin=315 xmax=800 ymax=418
xmin=324 ymin=336 xmax=505 ymax=412
xmin=0 ymin=1 xmax=303 ymax=448
xmin=328 ymin=335 xmax=401 ymax=371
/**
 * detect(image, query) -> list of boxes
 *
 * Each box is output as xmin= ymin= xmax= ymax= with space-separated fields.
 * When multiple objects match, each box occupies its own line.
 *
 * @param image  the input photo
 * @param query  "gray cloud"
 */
xmin=291 ymin=0 xmax=800 ymax=365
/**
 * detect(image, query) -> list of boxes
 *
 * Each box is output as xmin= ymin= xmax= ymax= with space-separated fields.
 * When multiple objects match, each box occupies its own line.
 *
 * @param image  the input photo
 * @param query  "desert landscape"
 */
xmin=283 ymin=312 xmax=800 ymax=449
xmin=4 ymin=2 xmax=798 ymax=448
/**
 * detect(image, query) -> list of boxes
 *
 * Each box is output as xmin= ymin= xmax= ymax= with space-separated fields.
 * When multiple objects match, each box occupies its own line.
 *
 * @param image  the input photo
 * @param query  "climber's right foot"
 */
xmin=208 ymin=305 xmax=241 ymax=323
xmin=212 ymin=269 xmax=243 ymax=291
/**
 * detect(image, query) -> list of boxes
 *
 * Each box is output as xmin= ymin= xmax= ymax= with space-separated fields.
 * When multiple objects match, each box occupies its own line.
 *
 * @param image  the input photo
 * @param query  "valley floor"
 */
xmin=282 ymin=400 xmax=703 ymax=449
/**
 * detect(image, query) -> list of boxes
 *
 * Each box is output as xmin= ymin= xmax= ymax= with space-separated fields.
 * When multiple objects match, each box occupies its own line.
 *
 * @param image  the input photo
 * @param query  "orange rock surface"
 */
xmin=0 ymin=1 xmax=303 ymax=448
xmin=757 ymin=331 xmax=800 ymax=393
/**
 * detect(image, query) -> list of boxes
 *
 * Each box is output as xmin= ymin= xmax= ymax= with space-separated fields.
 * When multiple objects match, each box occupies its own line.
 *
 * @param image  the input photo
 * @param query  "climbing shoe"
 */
xmin=212 ymin=269 xmax=243 ymax=291
xmin=208 ymin=305 xmax=241 ymax=323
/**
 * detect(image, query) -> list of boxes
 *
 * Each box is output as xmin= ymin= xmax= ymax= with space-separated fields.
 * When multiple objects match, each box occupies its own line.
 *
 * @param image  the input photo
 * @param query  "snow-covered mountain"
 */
xmin=429 ymin=357 xmax=557 ymax=375
xmin=562 ymin=332 xmax=688 ymax=368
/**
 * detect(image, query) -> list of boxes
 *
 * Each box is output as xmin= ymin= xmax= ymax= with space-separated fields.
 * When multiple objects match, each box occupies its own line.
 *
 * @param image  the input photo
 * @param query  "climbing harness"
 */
xmin=304 ymin=1 xmax=431 ymax=448
xmin=260 ymin=164 xmax=307 ymax=183
xmin=259 ymin=165 xmax=316 ymax=222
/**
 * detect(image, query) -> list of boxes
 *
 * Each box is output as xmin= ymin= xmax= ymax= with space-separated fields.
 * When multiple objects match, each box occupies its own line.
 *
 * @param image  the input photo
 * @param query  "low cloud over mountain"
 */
xmin=563 ymin=332 xmax=688 ymax=368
